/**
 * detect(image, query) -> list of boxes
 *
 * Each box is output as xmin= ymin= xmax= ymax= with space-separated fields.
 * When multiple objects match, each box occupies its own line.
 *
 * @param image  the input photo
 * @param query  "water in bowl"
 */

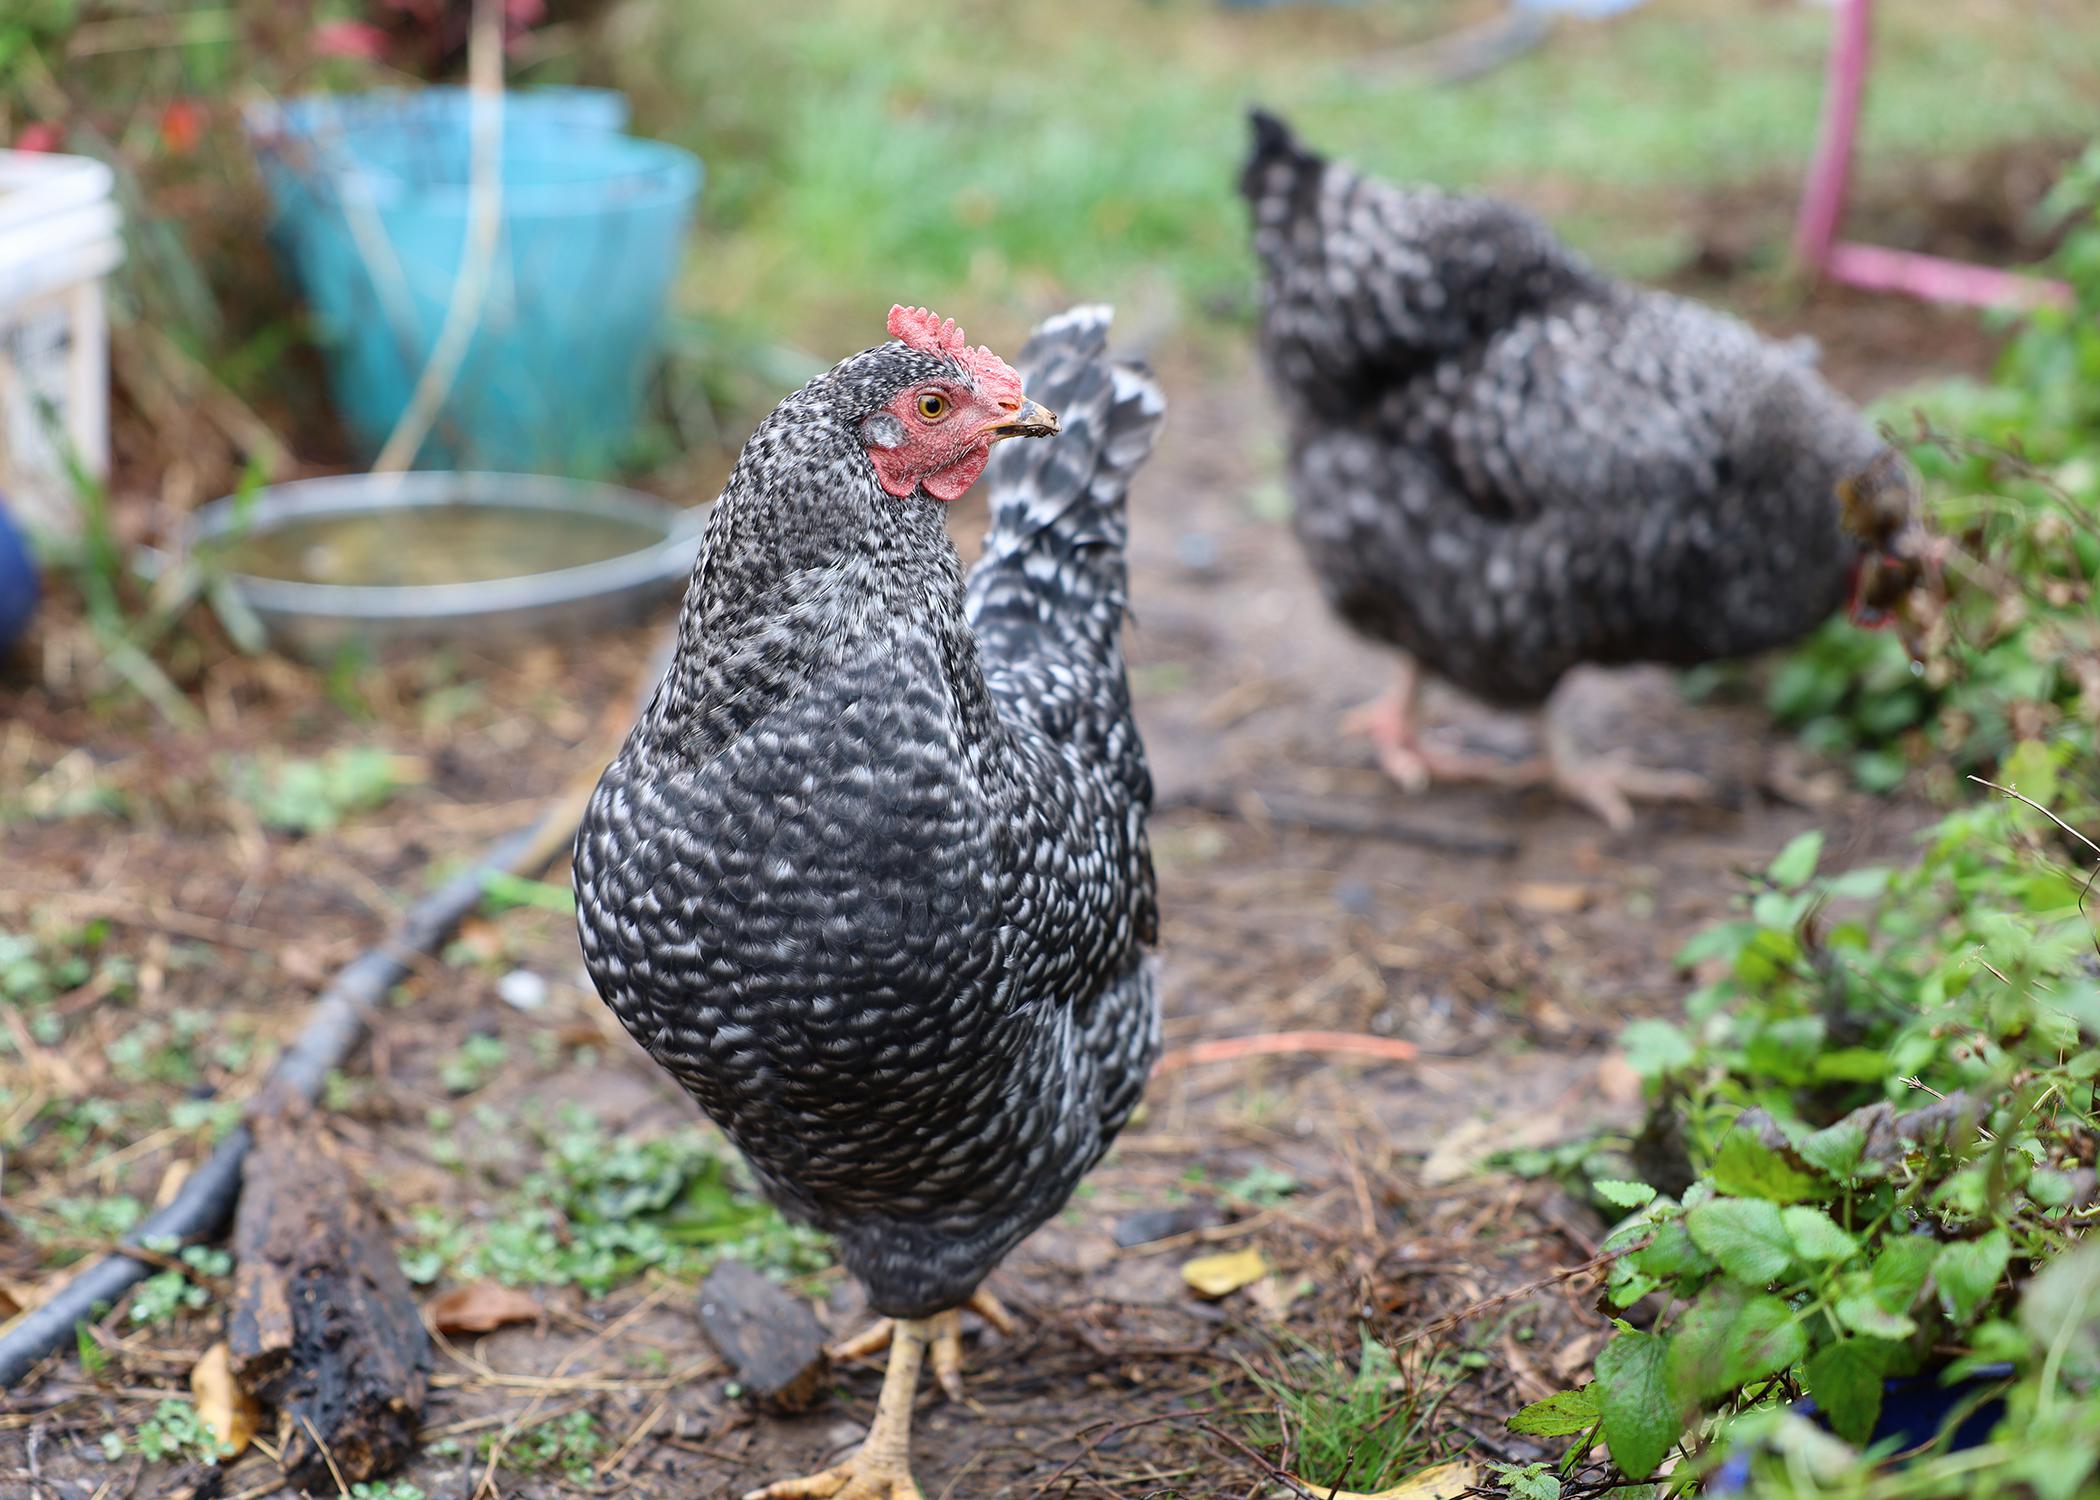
xmin=218 ymin=504 xmax=667 ymax=588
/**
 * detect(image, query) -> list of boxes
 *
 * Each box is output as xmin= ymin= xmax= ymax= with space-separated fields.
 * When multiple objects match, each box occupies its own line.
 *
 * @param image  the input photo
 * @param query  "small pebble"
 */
xmin=497 ymin=969 xmax=549 ymax=1012
xmin=1334 ymin=878 xmax=1375 ymax=917
xmin=1174 ymin=531 xmax=1219 ymax=575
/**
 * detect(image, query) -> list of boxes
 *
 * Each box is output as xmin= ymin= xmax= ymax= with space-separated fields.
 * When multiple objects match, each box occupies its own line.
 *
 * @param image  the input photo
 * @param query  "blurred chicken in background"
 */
xmin=1241 ymin=109 xmax=1904 ymax=829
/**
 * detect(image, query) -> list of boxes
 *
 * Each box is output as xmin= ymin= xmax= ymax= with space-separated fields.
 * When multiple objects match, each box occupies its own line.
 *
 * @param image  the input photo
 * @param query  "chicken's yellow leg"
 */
xmin=744 ymin=1316 xmax=929 ymax=1500
xmin=827 ymin=1288 xmax=1016 ymax=1403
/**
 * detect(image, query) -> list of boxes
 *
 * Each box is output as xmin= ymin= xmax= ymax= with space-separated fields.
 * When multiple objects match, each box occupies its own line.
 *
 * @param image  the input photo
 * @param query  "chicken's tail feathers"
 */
xmin=1240 ymin=105 xmax=1324 ymax=223
xmin=1245 ymin=107 xmax=1304 ymax=171
xmin=968 ymin=305 xmax=1164 ymax=647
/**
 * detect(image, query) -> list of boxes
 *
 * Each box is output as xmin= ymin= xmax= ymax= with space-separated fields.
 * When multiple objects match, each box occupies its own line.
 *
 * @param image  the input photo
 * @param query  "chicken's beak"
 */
xmin=980 ymin=399 xmax=1060 ymax=442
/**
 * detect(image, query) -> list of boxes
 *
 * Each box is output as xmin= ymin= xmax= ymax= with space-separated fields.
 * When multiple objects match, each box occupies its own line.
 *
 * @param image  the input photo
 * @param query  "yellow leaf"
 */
xmin=1180 ymin=1247 xmax=1267 ymax=1299
xmin=189 ymin=1341 xmax=258 ymax=1459
xmin=1285 ymin=1459 xmax=1480 ymax=1500
xmin=1508 ymin=881 xmax=1593 ymax=914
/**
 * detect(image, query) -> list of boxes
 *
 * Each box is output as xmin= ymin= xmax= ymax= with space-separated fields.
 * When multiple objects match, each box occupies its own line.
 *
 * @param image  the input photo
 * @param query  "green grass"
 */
xmin=1238 ymin=1330 xmax=1464 ymax=1493
xmin=606 ymin=0 xmax=2100 ymax=352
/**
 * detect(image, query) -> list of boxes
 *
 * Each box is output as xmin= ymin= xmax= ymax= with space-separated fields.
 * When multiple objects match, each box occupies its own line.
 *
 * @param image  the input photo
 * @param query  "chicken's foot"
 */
xmin=828 ymin=1289 xmax=1016 ymax=1405
xmin=1346 ymin=659 xmax=1710 ymax=827
xmin=1341 ymin=656 xmax=1433 ymax=791
xmin=1541 ymin=716 xmax=1710 ymax=833
xmin=745 ymin=1317 xmax=929 ymax=1500
xmin=1344 ymin=657 xmax=1548 ymax=791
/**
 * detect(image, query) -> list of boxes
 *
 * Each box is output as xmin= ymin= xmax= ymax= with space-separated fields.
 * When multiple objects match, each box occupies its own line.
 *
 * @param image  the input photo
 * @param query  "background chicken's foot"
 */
xmin=1542 ymin=718 xmax=1713 ymax=832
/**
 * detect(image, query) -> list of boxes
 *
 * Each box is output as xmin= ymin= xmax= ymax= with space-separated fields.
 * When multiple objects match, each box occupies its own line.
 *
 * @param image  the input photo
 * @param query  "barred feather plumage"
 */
xmin=1241 ymin=109 xmax=1882 ymax=707
xmin=573 ymin=307 xmax=1163 ymax=1318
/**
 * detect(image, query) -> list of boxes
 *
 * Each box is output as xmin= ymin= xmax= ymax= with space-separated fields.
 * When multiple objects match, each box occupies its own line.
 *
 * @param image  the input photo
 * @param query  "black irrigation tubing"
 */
xmin=0 ymin=629 xmax=676 ymax=1391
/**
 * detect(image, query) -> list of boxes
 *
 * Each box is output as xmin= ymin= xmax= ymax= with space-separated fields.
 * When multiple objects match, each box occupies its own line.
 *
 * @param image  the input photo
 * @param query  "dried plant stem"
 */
xmin=371 ymin=0 xmax=505 ymax=475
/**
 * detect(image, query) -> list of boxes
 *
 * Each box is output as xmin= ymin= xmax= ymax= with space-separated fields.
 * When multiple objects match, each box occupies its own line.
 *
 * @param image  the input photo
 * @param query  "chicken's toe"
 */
xmin=743 ymin=1460 xmax=923 ymax=1500
xmin=1549 ymin=751 xmax=1712 ymax=832
xmin=827 ymin=1318 xmax=895 ymax=1365
xmin=929 ymin=1309 xmax=968 ymax=1405
xmin=965 ymin=1287 xmax=1018 ymax=1337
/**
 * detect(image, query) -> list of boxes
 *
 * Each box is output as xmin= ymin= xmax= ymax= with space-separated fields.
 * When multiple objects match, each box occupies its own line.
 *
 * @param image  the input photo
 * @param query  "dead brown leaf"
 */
xmin=426 ymin=1281 xmax=542 ymax=1334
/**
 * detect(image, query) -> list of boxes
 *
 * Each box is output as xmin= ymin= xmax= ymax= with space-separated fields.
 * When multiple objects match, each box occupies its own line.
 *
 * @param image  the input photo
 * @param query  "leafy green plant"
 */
xmin=349 ymin=1483 xmax=426 ymax=1500
xmin=478 ymin=870 xmax=577 ymax=916
xmin=439 ymin=1034 xmax=508 ymax=1096
xmin=1773 ymin=150 xmax=2100 ymax=791
xmin=128 ymin=1242 xmax=233 ymax=1327
xmin=1484 ymin=1460 xmax=1566 ymax=1500
xmin=104 ymin=1398 xmax=233 ymax=1464
xmin=0 ymin=922 xmax=132 ymax=1051
xmin=399 ymin=1108 xmax=828 ymax=1295
xmin=479 ymin=1410 xmax=605 ymax=1485
xmin=1511 ymin=754 xmax=2099 ymax=1494
xmin=226 ymin=746 xmax=407 ymax=834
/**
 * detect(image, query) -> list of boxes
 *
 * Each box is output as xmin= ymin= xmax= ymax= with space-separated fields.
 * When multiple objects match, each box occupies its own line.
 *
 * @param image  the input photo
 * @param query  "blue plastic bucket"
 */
xmin=261 ymin=86 xmax=629 ymax=145
xmin=249 ymin=90 xmax=699 ymax=474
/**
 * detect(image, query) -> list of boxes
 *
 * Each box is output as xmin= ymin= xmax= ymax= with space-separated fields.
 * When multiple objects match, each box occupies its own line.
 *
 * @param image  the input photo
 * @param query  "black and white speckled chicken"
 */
xmin=574 ymin=304 xmax=1164 ymax=1500
xmin=1241 ymin=109 xmax=1898 ymax=828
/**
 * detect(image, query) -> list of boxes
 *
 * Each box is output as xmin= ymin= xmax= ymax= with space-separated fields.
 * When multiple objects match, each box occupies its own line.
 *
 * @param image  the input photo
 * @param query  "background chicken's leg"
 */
xmin=1540 ymin=700 xmax=1711 ymax=833
xmin=747 ymin=1317 xmax=930 ymax=1500
xmin=1346 ymin=656 xmax=1544 ymax=791
xmin=1341 ymin=655 xmax=1432 ymax=791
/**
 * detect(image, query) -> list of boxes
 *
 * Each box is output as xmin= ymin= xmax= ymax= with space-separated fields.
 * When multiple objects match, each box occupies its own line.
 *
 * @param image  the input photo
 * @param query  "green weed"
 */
xmin=398 ymin=1108 xmax=828 ymax=1295
xmin=1241 ymin=1331 xmax=1460 ymax=1494
xmin=104 ymin=1399 xmax=232 ymax=1464
xmin=128 ymin=1242 xmax=233 ymax=1327
xmin=1775 ymin=148 xmax=2100 ymax=790
xmin=225 ymin=746 xmax=407 ymax=834
xmin=479 ymin=1409 xmax=605 ymax=1485
xmin=439 ymin=1034 xmax=509 ymax=1097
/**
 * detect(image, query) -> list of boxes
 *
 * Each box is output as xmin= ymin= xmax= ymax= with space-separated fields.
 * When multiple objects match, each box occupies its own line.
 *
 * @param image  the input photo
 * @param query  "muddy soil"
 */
xmin=0 ymin=270 xmax=1995 ymax=1499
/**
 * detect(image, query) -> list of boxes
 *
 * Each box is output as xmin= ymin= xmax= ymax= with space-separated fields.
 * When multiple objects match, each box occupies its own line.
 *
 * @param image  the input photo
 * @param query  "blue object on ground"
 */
xmin=249 ymin=89 xmax=700 ymax=475
xmin=1708 ymin=1364 xmax=2014 ymax=1493
xmin=0 ymin=497 xmax=39 ymax=653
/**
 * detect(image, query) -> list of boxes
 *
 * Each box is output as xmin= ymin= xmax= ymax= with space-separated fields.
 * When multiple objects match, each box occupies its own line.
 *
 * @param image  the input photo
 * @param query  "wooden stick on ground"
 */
xmin=1153 ymin=1030 xmax=1420 ymax=1077
xmin=228 ymin=1101 xmax=428 ymax=1487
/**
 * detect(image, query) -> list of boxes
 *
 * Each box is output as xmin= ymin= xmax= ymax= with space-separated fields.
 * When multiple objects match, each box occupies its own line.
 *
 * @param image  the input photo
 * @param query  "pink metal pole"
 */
xmin=1793 ymin=0 xmax=2072 ymax=310
xmin=1824 ymin=243 xmax=2071 ymax=311
xmin=1793 ymin=0 xmax=1873 ymax=273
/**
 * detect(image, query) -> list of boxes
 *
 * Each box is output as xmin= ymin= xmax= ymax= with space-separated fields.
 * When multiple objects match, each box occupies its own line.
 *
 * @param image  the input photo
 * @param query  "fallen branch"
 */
xmin=1153 ymin=1030 xmax=1419 ymax=1077
xmin=229 ymin=1102 xmax=427 ymax=1486
xmin=1155 ymin=784 xmax=1518 ymax=860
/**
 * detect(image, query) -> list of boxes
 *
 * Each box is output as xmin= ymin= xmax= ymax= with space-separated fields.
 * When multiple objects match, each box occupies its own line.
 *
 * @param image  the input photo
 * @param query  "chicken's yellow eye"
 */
xmin=917 ymin=392 xmax=950 ymax=422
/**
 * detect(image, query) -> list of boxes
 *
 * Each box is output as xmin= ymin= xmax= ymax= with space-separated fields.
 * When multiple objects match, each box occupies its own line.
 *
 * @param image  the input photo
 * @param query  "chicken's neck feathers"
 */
xmin=640 ymin=406 xmax=1010 ymax=785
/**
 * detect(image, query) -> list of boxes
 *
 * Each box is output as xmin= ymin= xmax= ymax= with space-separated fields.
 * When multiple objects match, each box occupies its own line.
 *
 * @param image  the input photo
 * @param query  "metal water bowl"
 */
xmin=149 ymin=471 xmax=702 ymax=658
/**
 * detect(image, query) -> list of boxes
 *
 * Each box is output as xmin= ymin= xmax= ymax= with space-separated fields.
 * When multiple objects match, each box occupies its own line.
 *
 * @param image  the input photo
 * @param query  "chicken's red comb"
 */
xmin=886 ymin=304 xmax=1024 ymax=406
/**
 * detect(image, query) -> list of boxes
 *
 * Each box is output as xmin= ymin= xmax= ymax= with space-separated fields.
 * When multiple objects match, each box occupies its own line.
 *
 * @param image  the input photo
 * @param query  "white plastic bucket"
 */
xmin=0 ymin=148 xmax=123 ymax=535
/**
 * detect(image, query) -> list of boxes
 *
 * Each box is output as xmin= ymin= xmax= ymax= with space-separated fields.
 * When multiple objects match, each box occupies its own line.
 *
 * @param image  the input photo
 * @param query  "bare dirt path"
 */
xmin=2 ymin=300 xmax=1979 ymax=1497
